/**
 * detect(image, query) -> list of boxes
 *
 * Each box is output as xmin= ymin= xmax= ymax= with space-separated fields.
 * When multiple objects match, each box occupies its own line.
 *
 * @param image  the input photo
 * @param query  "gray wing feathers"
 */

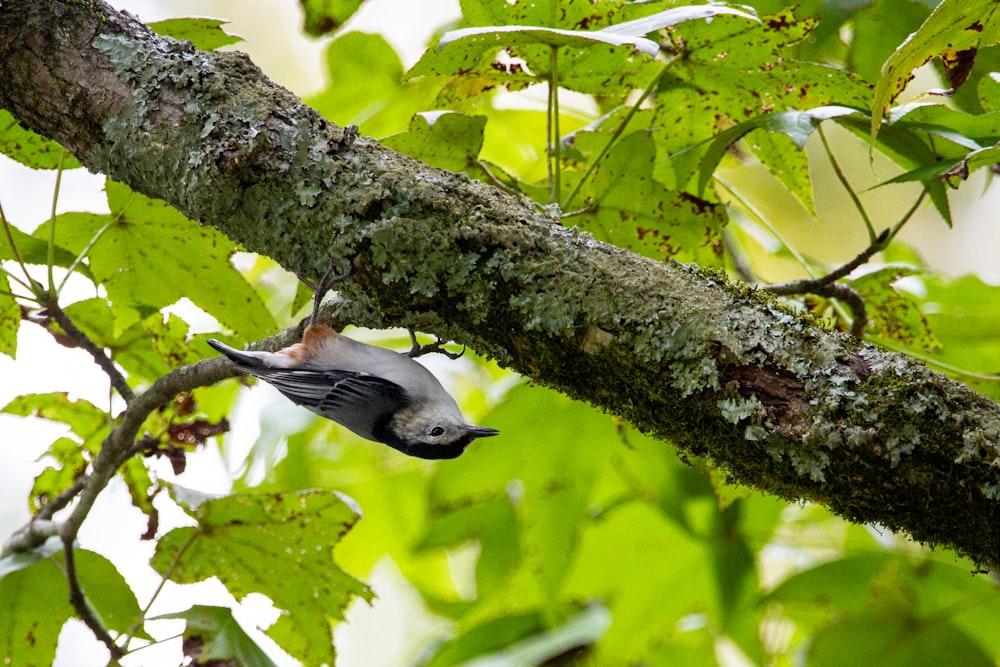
xmin=234 ymin=366 xmax=409 ymax=438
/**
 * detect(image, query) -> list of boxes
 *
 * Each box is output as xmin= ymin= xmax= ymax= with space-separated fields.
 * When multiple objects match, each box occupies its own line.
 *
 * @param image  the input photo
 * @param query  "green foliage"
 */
xmin=4 ymin=2 xmax=1000 ymax=666
xmin=870 ymin=0 xmax=1000 ymax=140
xmin=34 ymin=181 xmax=275 ymax=338
xmin=0 ymin=109 xmax=82 ymax=170
xmin=299 ymin=0 xmax=366 ymax=37
xmin=148 ymin=18 xmax=243 ymax=50
xmin=0 ymin=545 xmax=144 ymax=666
xmin=156 ymin=605 xmax=278 ymax=667
xmin=151 ymin=489 xmax=371 ymax=666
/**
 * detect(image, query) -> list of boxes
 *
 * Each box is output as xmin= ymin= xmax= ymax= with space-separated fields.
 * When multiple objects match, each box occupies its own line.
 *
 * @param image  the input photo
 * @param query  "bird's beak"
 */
xmin=465 ymin=425 xmax=499 ymax=439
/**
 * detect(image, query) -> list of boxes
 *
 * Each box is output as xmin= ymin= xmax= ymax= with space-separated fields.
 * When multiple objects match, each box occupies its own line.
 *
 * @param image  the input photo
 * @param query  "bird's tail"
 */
xmin=207 ymin=339 xmax=266 ymax=369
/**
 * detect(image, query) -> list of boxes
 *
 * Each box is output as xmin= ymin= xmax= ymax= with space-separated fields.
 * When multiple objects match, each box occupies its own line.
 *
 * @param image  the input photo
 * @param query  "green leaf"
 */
xmin=437 ymin=24 xmax=659 ymax=58
xmin=696 ymin=105 xmax=862 ymax=198
xmin=921 ymin=275 xmax=1000 ymax=400
xmin=37 ymin=181 xmax=276 ymax=338
xmin=416 ymin=496 xmax=521 ymax=599
xmin=895 ymin=104 xmax=1000 ymax=147
xmin=383 ymin=112 xmax=488 ymax=177
xmin=155 ymin=605 xmax=277 ymax=667
xmin=0 ymin=547 xmax=144 ymax=666
xmin=765 ymin=553 xmax=897 ymax=610
xmin=848 ymin=0 xmax=934 ymax=83
xmin=0 ymin=109 xmax=82 ymax=170
xmin=151 ymin=489 xmax=371 ymax=666
xmin=564 ymin=502 xmax=712 ymax=664
xmin=422 ymin=612 xmax=545 ymax=667
xmin=308 ymin=32 xmax=402 ymax=129
xmin=0 ymin=213 xmax=82 ymax=270
xmin=74 ymin=549 xmax=149 ymax=639
xmin=2 ymin=392 xmax=107 ymax=445
xmin=851 ymin=267 xmax=939 ymax=351
xmin=578 ymin=129 xmax=725 ymax=262
xmin=430 ymin=385 xmax=614 ymax=607
xmin=871 ymin=0 xmax=1000 ymax=142
xmin=299 ymin=0 xmax=366 ymax=37
xmin=0 ymin=548 xmax=72 ymax=667
xmin=600 ymin=5 xmax=759 ymax=39
xmin=0 ymin=274 xmax=18 ymax=358
xmin=148 ymin=18 xmax=243 ymax=51
xmin=979 ymin=72 xmax=1000 ymax=113
xmin=642 ymin=8 xmax=872 ymax=196
xmin=29 ymin=436 xmax=87 ymax=513
xmin=809 ymin=612 xmax=992 ymax=667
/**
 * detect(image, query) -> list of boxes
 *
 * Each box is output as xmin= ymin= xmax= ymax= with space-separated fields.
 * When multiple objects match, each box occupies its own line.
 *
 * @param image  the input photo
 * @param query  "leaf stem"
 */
xmin=47 ymin=298 xmax=135 ymax=403
xmin=122 ymin=530 xmax=199 ymax=653
xmin=562 ymin=59 xmax=673 ymax=209
xmin=0 ymin=199 xmax=40 ymax=295
xmin=548 ymin=45 xmax=562 ymax=205
xmin=818 ymin=124 xmax=876 ymax=244
xmin=713 ymin=175 xmax=817 ymax=278
xmin=58 ymin=215 xmax=116 ymax=295
xmin=47 ymin=149 xmax=66 ymax=293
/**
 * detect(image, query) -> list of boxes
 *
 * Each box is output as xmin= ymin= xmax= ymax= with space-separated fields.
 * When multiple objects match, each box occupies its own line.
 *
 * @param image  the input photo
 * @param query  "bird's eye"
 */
xmin=430 ymin=426 xmax=445 ymax=437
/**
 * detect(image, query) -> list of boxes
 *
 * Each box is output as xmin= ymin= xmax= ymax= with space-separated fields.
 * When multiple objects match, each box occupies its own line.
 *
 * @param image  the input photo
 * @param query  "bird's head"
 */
xmin=380 ymin=406 xmax=498 ymax=459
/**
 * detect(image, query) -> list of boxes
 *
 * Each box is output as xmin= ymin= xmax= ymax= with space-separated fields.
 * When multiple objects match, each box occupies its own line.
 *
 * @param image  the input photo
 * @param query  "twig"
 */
xmin=301 ymin=258 xmax=351 ymax=326
xmin=767 ymin=229 xmax=888 ymax=338
xmin=768 ymin=228 xmax=888 ymax=295
xmin=47 ymin=299 xmax=135 ymax=403
xmin=0 ymin=519 xmax=60 ymax=557
xmin=407 ymin=330 xmax=465 ymax=359
xmin=37 ymin=477 xmax=88 ymax=520
xmin=62 ymin=535 xmax=124 ymax=659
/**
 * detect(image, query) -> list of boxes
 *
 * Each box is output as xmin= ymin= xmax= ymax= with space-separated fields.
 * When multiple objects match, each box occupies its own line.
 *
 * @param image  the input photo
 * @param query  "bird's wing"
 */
xmin=246 ymin=366 xmax=408 ymax=419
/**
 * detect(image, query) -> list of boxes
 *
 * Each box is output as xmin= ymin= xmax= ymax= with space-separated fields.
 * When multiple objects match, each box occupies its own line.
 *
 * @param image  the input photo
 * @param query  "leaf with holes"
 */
xmin=151 ymin=489 xmax=371 ymax=666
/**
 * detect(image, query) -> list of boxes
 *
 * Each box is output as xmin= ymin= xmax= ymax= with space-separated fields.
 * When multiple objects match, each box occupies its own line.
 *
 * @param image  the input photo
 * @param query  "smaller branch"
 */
xmin=767 ymin=229 xmax=887 ymax=338
xmin=0 ymin=520 xmax=60 ymax=557
xmin=407 ymin=330 xmax=466 ymax=359
xmin=475 ymin=159 xmax=520 ymax=197
xmin=885 ymin=188 xmax=928 ymax=244
xmin=62 ymin=535 xmax=124 ymax=659
xmin=37 ymin=477 xmax=88 ymax=520
xmin=768 ymin=228 xmax=888 ymax=295
xmin=47 ymin=299 xmax=134 ymax=403
xmin=300 ymin=259 xmax=352 ymax=327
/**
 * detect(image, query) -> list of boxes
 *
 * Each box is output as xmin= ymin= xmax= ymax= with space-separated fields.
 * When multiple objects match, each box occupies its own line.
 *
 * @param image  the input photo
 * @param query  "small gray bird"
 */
xmin=207 ymin=325 xmax=498 ymax=459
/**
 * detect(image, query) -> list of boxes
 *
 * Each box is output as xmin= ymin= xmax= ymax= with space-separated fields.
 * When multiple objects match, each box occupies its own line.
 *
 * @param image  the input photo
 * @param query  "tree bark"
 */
xmin=3 ymin=0 xmax=1000 ymax=567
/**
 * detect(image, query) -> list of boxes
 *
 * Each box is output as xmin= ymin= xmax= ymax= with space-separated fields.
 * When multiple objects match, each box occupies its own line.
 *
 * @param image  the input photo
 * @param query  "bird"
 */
xmin=207 ymin=324 xmax=498 ymax=459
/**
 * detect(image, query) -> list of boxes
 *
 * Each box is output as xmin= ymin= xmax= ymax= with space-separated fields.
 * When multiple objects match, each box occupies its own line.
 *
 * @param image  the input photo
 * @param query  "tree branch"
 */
xmin=3 ymin=0 xmax=1000 ymax=570
xmin=47 ymin=299 xmax=135 ymax=403
xmin=62 ymin=535 xmax=124 ymax=659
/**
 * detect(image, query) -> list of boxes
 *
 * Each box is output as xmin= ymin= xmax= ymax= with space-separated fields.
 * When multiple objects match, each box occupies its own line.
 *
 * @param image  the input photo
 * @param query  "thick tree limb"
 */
xmin=3 ymin=0 xmax=1000 ymax=569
